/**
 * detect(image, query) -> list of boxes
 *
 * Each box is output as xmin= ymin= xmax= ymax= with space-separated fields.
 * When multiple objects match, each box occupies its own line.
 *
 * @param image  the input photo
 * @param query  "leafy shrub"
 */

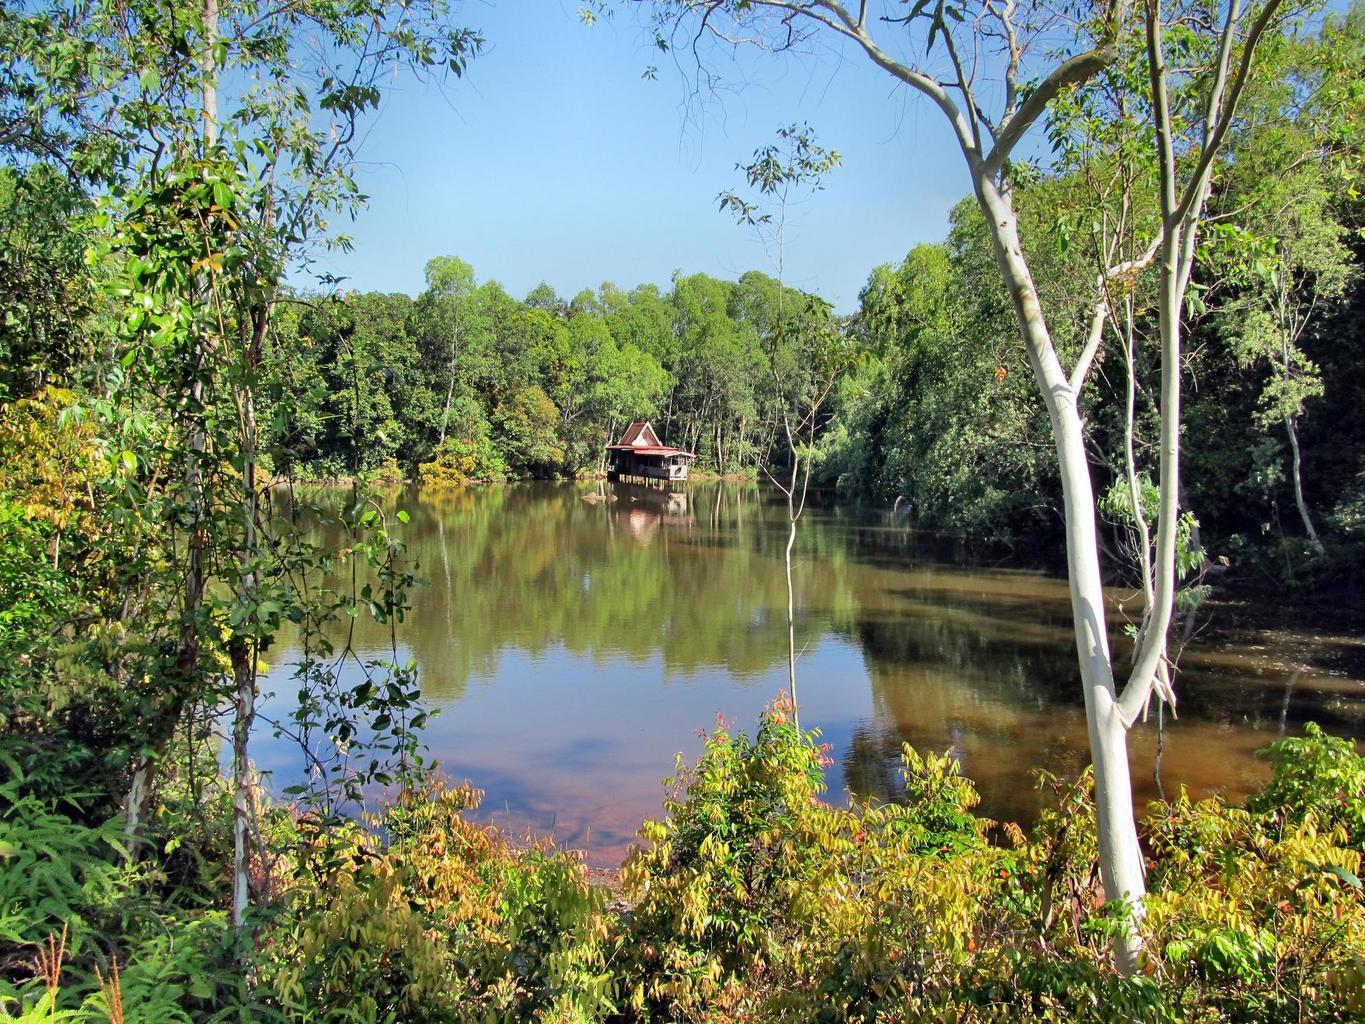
xmin=621 ymin=696 xmax=1000 ymax=1021
xmin=264 ymin=779 xmax=614 ymax=1023
xmin=1248 ymin=722 xmax=1365 ymax=849
xmin=418 ymin=434 xmax=507 ymax=488
xmin=369 ymin=455 xmax=408 ymax=486
xmin=0 ymin=504 xmax=66 ymax=668
xmin=0 ymin=772 xmax=242 ymax=1023
xmin=0 ymin=788 xmax=130 ymax=959
xmin=0 ymin=506 xmax=76 ymax=801
xmin=621 ymin=699 xmax=827 ymax=1017
xmin=621 ymin=700 xmax=1365 ymax=1023
xmin=1143 ymin=790 xmax=1365 ymax=1022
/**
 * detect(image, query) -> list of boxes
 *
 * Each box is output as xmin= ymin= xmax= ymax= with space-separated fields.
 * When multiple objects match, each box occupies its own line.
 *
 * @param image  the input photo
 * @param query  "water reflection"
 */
xmin=258 ymin=481 xmax=1365 ymax=866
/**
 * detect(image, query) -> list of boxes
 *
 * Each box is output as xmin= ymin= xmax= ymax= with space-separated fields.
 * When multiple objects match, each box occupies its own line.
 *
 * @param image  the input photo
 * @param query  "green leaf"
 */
xmin=1323 ymin=864 xmax=1363 ymax=889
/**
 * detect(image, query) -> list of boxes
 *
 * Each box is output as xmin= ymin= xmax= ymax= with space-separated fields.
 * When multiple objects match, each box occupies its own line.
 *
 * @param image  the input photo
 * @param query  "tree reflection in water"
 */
xmin=256 ymin=481 xmax=1365 ymax=865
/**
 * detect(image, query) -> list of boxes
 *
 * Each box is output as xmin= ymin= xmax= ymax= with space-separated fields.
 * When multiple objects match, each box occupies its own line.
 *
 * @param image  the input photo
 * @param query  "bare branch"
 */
xmin=1071 ymin=299 xmax=1109 ymax=394
xmin=1072 ymin=234 xmax=1163 ymax=393
xmin=723 ymin=0 xmax=984 ymax=158
xmin=989 ymin=0 xmax=1022 ymax=125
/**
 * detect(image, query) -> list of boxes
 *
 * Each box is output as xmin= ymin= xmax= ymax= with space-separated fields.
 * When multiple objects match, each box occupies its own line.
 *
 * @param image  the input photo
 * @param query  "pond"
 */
xmin=255 ymin=481 xmax=1365 ymax=867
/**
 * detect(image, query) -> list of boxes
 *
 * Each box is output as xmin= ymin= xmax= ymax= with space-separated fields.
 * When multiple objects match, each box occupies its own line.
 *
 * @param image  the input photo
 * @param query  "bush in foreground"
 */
xmin=621 ymin=700 xmax=1365 ymax=1023
xmin=1 ymin=701 xmax=1362 ymax=1022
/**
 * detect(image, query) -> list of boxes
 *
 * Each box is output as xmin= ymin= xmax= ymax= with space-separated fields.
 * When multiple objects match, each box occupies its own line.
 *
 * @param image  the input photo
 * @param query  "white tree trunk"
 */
xmin=974 ymin=174 xmax=1146 ymax=967
xmin=232 ymin=341 xmax=261 ymax=935
xmin=1284 ymin=414 xmax=1324 ymax=556
xmin=1054 ymin=400 xmax=1146 ymax=973
xmin=784 ymin=459 xmax=799 ymax=730
xmin=231 ymin=651 xmax=255 ymax=930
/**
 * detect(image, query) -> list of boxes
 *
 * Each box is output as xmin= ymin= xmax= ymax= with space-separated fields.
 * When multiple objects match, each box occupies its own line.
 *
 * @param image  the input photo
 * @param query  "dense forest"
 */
xmin=2 ymin=0 xmax=1364 ymax=1019
xmin=259 ymin=266 xmax=824 ymax=483
xmin=233 ymin=2 xmax=1365 ymax=582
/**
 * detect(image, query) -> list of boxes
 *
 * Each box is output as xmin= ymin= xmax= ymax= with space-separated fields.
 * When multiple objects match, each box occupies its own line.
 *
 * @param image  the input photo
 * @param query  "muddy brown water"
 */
xmin=254 ymin=481 xmax=1365 ymax=866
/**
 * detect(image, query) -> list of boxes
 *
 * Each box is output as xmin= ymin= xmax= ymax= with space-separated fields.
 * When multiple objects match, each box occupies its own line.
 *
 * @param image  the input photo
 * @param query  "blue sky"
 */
xmin=313 ymin=1 xmax=972 ymax=312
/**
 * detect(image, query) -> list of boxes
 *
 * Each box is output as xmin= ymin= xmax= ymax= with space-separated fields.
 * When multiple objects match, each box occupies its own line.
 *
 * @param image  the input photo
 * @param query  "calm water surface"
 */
xmin=256 ymin=481 xmax=1365 ymax=866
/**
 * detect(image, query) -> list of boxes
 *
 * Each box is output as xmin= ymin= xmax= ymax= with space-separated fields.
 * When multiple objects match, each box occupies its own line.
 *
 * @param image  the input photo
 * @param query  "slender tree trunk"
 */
xmin=438 ymin=374 xmax=455 ymax=446
xmin=438 ymin=325 xmax=460 ymax=447
xmin=128 ymin=0 xmax=218 ymax=847
xmin=232 ymin=303 xmax=268 ymax=937
xmin=600 ymin=418 xmax=615 ymax=476
xmin=1123 ymin=314 xmax=1156 ymax=607
xmin=231 ymin=424 xmax=258 ymax=932
xmin=128 ymin=362 xmax=209 ymax=849
xmin=974 ymin=173 xmax=1145 ymax=970
xmin=784 ymin=454 xmax=799 ymax=730
xmin=1283 ymin=413 xmax=1324 ymax=556
xmin=202 ymin=0 xmax=217 ymax=134
xmin=231 ymin=650 xmax=255 ymax=934
xmin=196 ymin=0 xmax=261 ymax=935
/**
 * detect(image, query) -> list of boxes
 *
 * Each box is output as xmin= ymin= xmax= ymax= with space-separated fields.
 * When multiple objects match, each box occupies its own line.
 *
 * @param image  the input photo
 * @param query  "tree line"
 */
xmin=818 ymin=3 xmax=1365 ymax=586
xmin=255 ymin=262 xmax=835 ymax=483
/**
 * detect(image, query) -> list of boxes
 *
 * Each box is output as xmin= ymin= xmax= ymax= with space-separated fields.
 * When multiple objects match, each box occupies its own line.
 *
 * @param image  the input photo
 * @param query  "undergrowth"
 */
xmin=1 ymin=700 xmax=1361 ymax=1022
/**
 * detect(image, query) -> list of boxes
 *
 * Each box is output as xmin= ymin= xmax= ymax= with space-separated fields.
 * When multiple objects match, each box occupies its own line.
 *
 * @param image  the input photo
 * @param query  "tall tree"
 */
xmin=631 ymin=0 xmax=1289 ymax=969
xmin=3 ymin=0 xmax=480 ymax=939
xmin=419 ymin=256 xmax=484 ymax=447
xmin=721 ymin=124 xmax=846 ymax=726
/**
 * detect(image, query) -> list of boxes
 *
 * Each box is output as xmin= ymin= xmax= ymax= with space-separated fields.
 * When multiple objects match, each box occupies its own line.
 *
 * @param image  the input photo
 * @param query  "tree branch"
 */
xmin=1169 ymin=0 xmax=1285 ymax=231
xmin=736 ymin=0 xmax=984 ymax=158
xmin=982 ymin=0 xmax=1132 ymax=178
xmin=1072 ymin=235 xmax=1163 ymax=393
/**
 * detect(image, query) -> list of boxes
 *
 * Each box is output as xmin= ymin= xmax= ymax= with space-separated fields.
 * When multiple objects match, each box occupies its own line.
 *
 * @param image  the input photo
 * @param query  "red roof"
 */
xmin=606 ymin=444 xmax=695 ymax=457
xmin=617 ymin=421 xmax=661 ymax=447
xmin=609 ymin=421 xmax=693 ymax=457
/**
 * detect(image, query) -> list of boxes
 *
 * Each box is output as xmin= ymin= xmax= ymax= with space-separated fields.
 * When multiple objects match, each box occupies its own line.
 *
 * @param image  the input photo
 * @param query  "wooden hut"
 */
xmin=605 ymin=421 xmax=695 ymax=482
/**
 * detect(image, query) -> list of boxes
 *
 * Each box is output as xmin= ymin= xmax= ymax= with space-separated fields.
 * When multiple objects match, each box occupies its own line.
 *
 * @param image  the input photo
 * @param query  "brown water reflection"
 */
xmin=256 ymin=481 xmax=1365 ymax=866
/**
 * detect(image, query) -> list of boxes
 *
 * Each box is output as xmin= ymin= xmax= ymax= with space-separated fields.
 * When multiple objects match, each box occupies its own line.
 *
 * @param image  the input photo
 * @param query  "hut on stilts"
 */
xmin=605 ymin=421 xmax=695 ymax=483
